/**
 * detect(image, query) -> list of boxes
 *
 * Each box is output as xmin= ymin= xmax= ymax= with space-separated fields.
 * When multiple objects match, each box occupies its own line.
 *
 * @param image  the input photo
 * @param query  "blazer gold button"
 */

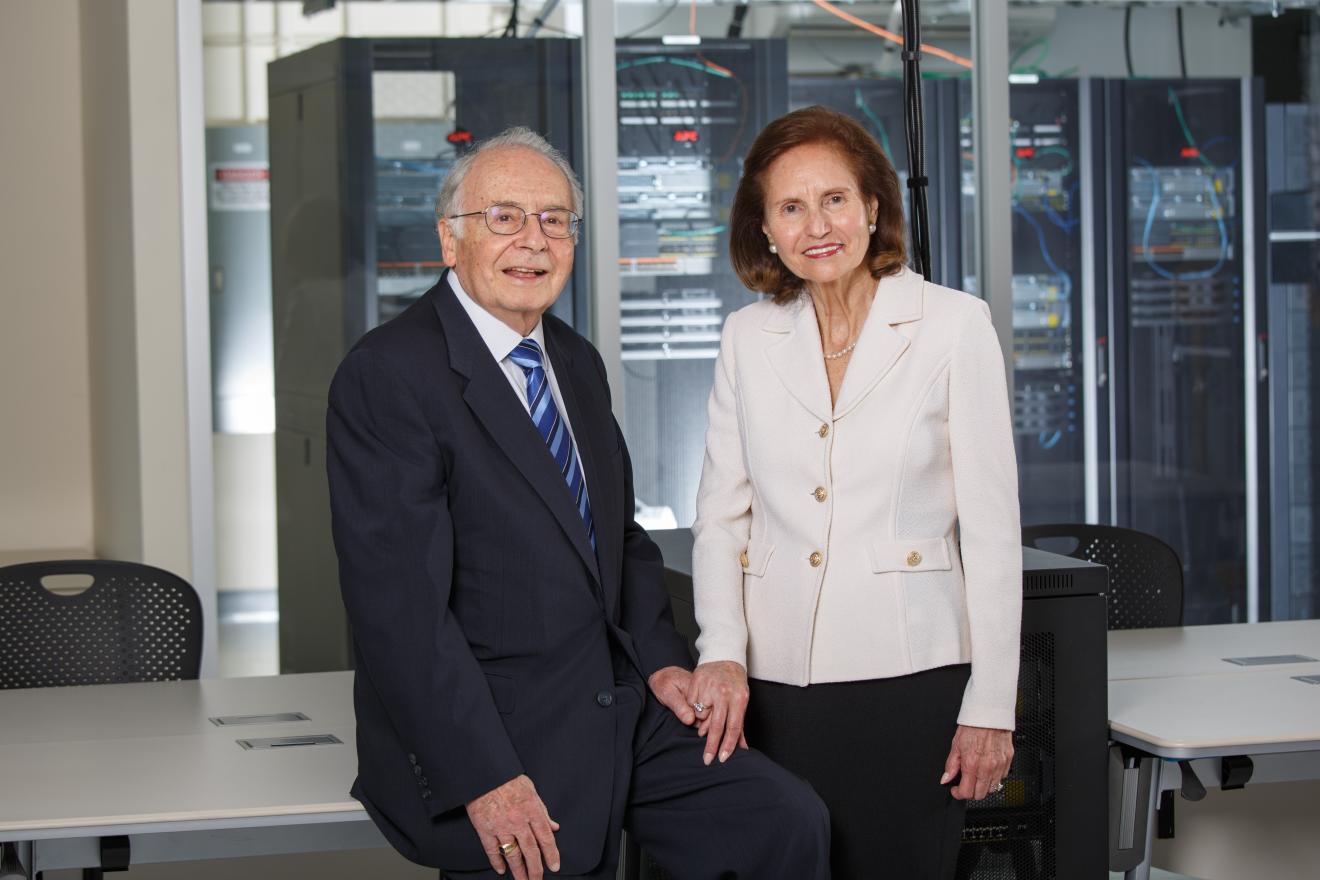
xmin=818 ymin=423 xmax=830 ymax=438
xmin=813 ymin=487 xmax=827 ymax=502
xmin=809 ymin=551 xmax=823 ymax=567
xmin=739 ymin=551 xmax=750 ymax=568
xmin=907 ymin=551 xmax=923 ymax=567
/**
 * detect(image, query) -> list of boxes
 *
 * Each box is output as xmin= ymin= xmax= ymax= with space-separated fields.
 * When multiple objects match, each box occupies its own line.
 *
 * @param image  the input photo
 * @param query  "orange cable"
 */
xmin=810 ymin=0 xmax=973 ymax=69
xmin=689 ymin=0 xmax=697 ymax=35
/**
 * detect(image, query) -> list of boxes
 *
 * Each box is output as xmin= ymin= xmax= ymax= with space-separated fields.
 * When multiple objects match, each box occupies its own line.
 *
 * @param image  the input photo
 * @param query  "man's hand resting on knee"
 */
xmin=648 ymin=665 xmax=698 ymax=727
xmin=466 ymin=775 xmax=561 ymax=879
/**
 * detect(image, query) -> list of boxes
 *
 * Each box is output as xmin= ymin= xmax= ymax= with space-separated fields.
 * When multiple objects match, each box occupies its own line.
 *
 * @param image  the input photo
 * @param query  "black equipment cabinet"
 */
xmin=651 ymin=531 xmax=1108 ymax=880
xmin=268 ymin=37 xmax=582 ymax=672
xmin=1103 ymin=78 xmax=1267 ymax=625
xmin=950 ymin=78 xmax=1106 ymax=529
xmin=614 ymin=39 xmax=787 ymax=529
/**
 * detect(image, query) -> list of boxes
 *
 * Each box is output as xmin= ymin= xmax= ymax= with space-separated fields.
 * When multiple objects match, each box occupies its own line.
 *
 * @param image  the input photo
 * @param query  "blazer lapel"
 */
xmin=763 ymin=296 xmax=833 ymax=425
xmin=833 ymin=269 xmax=924 ymax=419
xmin=432 ymin=278 xmax=604 ymax=597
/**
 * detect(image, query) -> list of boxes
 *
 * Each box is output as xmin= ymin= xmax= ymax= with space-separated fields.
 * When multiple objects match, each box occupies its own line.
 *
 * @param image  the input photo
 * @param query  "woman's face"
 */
xmin=760 ymin=142 xmax=879 ymax=290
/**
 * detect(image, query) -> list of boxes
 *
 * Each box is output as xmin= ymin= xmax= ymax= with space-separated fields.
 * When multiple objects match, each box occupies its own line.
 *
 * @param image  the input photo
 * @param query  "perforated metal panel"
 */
xmin=1023 ymin=524 xmax=1184 ymax=630
xmin=956 ymin=632 xmax=1057 ymax=879
xmin=0 ymin=560 xmax=202 ymax=690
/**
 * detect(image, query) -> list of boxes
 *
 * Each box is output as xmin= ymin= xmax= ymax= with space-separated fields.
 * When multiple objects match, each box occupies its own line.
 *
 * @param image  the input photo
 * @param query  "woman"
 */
xmin=687 ymin=106 xmax=1022 ymax=878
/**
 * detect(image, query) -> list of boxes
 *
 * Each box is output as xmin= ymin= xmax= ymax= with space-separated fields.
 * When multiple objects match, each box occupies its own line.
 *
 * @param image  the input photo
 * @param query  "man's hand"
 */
xmin=941 ymin=725 xmax=1015 ymax=801
xmin=648 ymin=665 xmax=697 ymax=726
xmin=465 ymin=775 xmax=561 ymax=879
xmin=687 ymin=660 xmax=750 ymax=766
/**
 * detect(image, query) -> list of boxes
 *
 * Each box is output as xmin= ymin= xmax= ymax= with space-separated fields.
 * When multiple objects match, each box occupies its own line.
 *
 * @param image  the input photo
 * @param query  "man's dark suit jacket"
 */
xmin=326 ymin=273 xmax=694 ymax=872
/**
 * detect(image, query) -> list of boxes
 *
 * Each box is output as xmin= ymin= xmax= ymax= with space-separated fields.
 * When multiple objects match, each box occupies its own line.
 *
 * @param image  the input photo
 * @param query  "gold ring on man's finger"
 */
xmin=499 ymin=841 xmax=521 ymax=858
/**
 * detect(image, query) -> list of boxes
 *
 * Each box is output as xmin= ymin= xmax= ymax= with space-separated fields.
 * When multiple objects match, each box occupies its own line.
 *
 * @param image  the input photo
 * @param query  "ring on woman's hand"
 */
xmin=692 ymin=701 xmax=708 ymax=714
xmin=499 ymin=841 xmax=520 ymax=858
xmin=992 ymin=782 xmax=1005 ymax=793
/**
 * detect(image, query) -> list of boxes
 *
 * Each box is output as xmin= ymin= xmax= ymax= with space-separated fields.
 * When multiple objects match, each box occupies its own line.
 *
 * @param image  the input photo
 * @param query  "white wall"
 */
xmin=80 ymin=0 xmax=218 ymax=673
xmin=0 ymin=0 xmax=94 ymax=559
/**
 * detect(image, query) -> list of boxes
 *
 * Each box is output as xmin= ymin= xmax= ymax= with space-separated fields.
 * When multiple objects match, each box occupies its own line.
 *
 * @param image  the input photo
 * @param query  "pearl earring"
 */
xmin=868 ymin=223 xmax=876 ymax=234
xmin=769 ymin=243 xmax=778 ymax=254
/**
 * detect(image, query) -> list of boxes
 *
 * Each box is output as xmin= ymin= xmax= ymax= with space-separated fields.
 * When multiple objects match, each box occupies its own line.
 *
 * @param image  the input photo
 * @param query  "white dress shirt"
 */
xmin=448 ymin=272 xmax=589 ymax=495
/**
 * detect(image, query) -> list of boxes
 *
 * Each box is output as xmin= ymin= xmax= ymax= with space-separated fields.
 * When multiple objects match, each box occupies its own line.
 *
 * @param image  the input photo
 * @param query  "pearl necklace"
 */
xmin=824 ymin=340 xmax=858 ymax=360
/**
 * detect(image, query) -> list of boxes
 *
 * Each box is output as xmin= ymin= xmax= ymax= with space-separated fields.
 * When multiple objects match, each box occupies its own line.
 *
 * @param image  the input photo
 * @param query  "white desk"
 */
xmin=1107 ymin=622 xmax=1320 ymax=880
xmin=1108 ymin=619 xmax=1320 ymax=681
xmin=0 ymin=672 xmax=385 ymax=876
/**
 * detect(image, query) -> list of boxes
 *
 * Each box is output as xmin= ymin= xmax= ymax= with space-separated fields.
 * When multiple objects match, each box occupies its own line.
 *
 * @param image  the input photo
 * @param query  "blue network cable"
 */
xmin=1133 ymin=156 xmax=1228 ymax=281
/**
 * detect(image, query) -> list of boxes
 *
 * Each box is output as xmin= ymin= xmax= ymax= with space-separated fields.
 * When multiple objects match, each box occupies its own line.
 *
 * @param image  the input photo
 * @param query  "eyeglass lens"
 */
xmin=484 ymin=205 xmax=578 ymax=238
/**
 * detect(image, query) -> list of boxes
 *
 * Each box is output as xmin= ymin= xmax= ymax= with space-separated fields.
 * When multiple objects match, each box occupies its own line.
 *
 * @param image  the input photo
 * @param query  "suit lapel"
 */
xmin=432 ymin=276 xmax=603 ymax=597
xmin=832 ymin=270 xmax=923 ymax=419
xmin=763 ymin=296 xmax=833 ymax=425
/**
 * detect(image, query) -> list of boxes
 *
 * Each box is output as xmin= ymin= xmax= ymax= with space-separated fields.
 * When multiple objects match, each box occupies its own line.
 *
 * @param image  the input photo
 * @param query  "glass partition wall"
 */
xmin=201 ymin=2 xmax=1320 ymax=678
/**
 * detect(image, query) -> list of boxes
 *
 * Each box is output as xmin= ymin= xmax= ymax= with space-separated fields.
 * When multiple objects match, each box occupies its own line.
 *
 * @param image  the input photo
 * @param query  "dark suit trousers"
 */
xmin=446 ymin=656 xmax=831 ymax=880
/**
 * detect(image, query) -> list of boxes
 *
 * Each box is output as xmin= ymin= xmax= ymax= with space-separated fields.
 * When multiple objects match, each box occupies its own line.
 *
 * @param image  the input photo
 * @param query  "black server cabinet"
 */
xmin=787 ymin=77 xmax=955 ymax=287
xmin=1104 ymin=79 xmax=1267 ymax=625
xmin=615 ymin=39 xmax=787 ymax=528
xmin=955 ymin=549 xmax=1108 ymax=880
xmin=1265 ymin=102 xmax=1318 ymax=621
xmin=651 ymin=531 xmax=1108 ymax=880
xmin=268 ymin=37 xmax=582 ymax=672
xmin=952 ymin=80 xmax=1104 ymax=527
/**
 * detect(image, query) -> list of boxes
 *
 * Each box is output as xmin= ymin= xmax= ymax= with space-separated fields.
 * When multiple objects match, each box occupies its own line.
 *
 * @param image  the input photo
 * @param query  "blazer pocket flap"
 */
xmin=869 ymin=537 xmax=952 ymax=573
xmin=741 ymin=541 xmax=775 ymax=577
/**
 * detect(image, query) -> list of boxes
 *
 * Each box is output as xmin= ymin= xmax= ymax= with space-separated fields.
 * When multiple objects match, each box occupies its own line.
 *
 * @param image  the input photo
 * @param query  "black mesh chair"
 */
xmin=0 ymin=560 xmax=203 ymax=878
xmin=0 ymin=559 xmax=203 ymax=690
xmin=1021 ymin=524 xmax=1183 ymax=629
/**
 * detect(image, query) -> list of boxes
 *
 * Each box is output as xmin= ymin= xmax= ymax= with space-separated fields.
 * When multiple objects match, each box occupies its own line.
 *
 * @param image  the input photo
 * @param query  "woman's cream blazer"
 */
xmin=692 ymin=267 xmax=1023 ymax=730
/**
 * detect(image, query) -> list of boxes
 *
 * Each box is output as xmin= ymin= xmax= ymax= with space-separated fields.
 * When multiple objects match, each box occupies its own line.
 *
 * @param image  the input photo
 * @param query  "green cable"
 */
xmin=1168 ymin=87 xmax=1214 ymax=170
xmin=854 ymin=89 xmax=893 ymax=159
xmin=1009 ymin=36 xmax=1051 ymax=74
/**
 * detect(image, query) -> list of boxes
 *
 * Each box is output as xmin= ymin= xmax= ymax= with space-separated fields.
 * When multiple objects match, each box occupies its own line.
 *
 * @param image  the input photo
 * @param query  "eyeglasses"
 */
xmin=447 ymin=204 xmax=582 ymax=239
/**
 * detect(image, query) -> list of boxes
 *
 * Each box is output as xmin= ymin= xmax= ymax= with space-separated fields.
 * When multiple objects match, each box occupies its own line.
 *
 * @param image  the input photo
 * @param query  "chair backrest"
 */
xmin=0 ymin=559 xmax=203 ymax=690
xmin=1021 ymin=524 xmax=1184 ymax=630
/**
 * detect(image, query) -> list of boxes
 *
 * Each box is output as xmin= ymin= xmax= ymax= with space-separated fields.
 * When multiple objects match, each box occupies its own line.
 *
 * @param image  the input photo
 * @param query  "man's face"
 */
xmin=438 ymin=147 xmax=576 ymax=335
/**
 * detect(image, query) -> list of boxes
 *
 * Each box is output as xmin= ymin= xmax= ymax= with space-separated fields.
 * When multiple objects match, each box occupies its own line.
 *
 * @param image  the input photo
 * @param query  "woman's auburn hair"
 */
xmin=729 ymin=105 xmax=908 ymax=304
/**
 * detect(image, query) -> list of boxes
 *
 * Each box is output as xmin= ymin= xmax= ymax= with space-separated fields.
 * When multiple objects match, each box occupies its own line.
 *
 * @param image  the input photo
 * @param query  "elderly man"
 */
xmin=326 ymin=127 xmax=829 ymax=880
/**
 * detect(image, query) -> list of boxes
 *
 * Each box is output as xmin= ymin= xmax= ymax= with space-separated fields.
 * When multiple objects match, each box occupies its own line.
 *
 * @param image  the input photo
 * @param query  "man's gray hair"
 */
xmin=435 ymin=127 xmax=584 ymax=237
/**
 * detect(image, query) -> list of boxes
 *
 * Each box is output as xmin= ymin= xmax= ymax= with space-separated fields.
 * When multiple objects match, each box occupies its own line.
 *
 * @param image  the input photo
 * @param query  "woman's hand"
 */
xmin=941 ymin=725 xmax=1014 ymax=801
xmin=686 ymin=660 xmax=751 ymax=765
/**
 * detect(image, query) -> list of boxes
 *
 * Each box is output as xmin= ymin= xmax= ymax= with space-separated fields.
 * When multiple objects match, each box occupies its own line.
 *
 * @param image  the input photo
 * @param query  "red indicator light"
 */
xmin=1015 ymin=147 xmax=1035 ymax=159
xmin=1180 ymin=146 xmax=1200 ymax=159
xmin=447 ymin=129 xmax=473 ymax=144
xmin=673 ymin=129 xmax=700 ymax=143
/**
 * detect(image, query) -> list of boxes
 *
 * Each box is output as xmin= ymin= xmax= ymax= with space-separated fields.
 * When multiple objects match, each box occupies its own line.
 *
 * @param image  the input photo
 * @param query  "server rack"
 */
xmin=1104 ymin=78 xmax=1267 ymax=625
xmin=951 ymin=79 xmax=1105 ymax=527
xmin=1265 ymin=102 xmax=1318 ymax=621
xmin=615 ymin=39 xmax=787 ymax=529
xmin=268 ymin=37 xmax=583 ymax=672
xmin=787 ymin=76 xmax=955 ymax=287
xmin=652 ymin=531 xmax=1109 ymax=880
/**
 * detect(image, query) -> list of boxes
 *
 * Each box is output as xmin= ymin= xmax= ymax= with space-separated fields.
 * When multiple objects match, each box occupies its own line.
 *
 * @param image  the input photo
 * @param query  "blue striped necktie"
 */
xmin=507 ymin=339 xmax=596 ymax=550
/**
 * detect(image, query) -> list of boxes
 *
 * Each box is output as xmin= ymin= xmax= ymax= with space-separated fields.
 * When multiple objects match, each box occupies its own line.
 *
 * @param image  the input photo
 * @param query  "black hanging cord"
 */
xmin=1124 ymin=7 xmax=1135 ymax=77
xmin=900 ymin=0 xmax=932 ymax=279
xmin=728 ymin=1 xmax=750 ymax=38
xmin=1175 ymin=8 xmax=1188 ymax=78
xmin=503 ymin=0 xmax=521 ymax=38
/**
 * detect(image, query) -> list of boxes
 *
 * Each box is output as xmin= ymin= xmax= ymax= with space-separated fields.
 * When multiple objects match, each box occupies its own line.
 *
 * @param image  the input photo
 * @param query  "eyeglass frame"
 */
xmin=446 ymin=203 xmax=584 ymax=240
